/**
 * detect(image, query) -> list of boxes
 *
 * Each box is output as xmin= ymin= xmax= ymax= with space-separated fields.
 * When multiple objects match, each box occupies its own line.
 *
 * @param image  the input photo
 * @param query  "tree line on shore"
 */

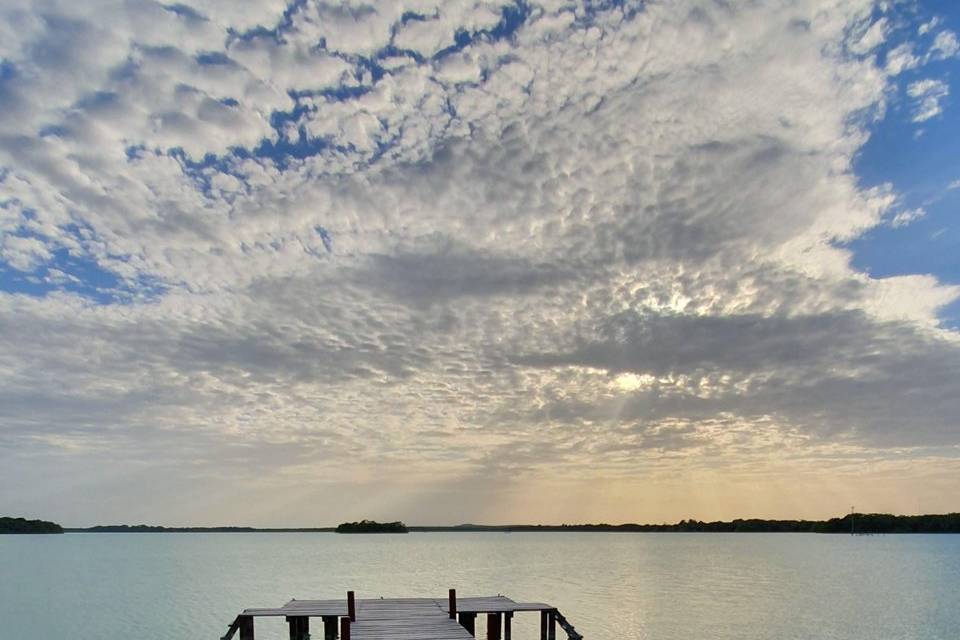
xmin=6 ymin=513 xmax=960 ymax=534
xmin=0 ymin=517 xmax=63 ymax=534
xmin=432 ymin=513 xmax=960 ymax=533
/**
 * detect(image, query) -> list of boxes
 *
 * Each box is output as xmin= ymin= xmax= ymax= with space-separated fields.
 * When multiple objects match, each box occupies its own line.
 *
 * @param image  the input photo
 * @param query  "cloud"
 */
xmin=884 ymin=42 xmax=919 ymax=75
xmin=906 ymin=78 xmax=949 ymax=122
xmin=929 ymin=30 xmax=960 ymax=60
xmin=0 ymin=234 xmax=52 ymax=271
xmin=1 ymin=0 xmax=959 ymax=523
xmin=847 ymin=15 xmax=888 ymax=54
xmin=919 ymin=17 xmax=941 ymax=36
xmin=889 ymin=207 xmax=925 ymax=227
xmin=511 ymin=308 xmax=960 ymax=448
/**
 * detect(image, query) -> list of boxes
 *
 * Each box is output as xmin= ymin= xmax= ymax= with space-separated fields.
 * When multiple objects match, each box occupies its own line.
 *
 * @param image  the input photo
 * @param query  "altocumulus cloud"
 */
xmin=1 ymin=0 xmax=959 ymax=524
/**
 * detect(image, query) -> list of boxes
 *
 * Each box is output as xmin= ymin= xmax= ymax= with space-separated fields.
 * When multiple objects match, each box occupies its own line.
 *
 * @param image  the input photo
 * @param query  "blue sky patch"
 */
xmin=0 ymin=248 xmax=151 ymax=305
xmin=847 ymin=2 xmax=960 ymax=327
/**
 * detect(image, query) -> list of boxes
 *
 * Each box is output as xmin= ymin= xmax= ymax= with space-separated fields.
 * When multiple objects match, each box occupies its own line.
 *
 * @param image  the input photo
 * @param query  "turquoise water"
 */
xmin=2 ymin=532 xmax=958 ymax=639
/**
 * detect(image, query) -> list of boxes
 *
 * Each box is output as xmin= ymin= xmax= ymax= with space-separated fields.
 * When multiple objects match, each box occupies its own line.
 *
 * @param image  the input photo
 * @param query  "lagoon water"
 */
xmin=2 ymin=532 xmax=959 ymax=640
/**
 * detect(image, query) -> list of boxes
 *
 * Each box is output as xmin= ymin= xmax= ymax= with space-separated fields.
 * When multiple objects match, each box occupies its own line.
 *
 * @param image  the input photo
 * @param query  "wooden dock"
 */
xmin=221 ymin=590 xmax=582 ymax=640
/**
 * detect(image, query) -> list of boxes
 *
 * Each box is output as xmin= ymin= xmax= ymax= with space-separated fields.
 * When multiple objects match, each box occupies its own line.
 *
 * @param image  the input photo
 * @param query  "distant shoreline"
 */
xmin=45 ymin=513 xmax=960 ymax=534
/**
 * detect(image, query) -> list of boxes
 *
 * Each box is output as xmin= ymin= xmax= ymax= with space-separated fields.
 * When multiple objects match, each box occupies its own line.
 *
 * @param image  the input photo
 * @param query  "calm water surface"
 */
xmin=2 ymin=532 xmax=958 ymax=639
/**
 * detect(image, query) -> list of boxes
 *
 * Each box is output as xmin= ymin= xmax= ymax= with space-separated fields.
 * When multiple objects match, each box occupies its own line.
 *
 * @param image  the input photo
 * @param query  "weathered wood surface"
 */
xmin=229 ymin=595 xmax=565 ymax=640
xmin=349 ymin=599 xmax=474 ymax=640
xmin=436 ymin=596 xmax=554 ymax=614
xmin=244 ymin=599 xmax=347 ymax=617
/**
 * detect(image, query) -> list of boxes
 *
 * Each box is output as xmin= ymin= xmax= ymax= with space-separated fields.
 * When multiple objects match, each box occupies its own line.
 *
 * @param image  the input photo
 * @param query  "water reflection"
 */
xmin=2 ymin=532 xmax=958 ymax=640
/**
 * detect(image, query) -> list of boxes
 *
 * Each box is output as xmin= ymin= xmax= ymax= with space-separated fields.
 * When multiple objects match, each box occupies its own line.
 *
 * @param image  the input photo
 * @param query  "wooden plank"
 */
xmin=285 ymin=600 xmax=347 ymax=610
xmin=437 ymin=597 xmax=554 ymax=614
xmin=243 ymin=608 xmax=290 ymax=617
xmin=348 ymin=633 xmax=466 ymax=636
xmin=355 ymin=633 xmax=470 ymax=636
xmin=350 ymin=599 xmax=474 ymax=640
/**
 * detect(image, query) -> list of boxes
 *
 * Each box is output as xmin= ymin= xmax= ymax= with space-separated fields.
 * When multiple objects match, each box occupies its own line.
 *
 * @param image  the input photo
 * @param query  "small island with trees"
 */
xmin=0 ymin=516 xmax=63 ymax=534
xmin=335 ymin=520 xmax=409 ymax=533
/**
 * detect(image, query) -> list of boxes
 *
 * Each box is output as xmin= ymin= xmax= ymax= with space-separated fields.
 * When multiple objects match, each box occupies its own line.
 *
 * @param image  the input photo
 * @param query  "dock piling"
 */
xmin=340 ymin=617 xmax=351 ymax=640
xmin=548 ymin=611 xmax=556 ymax=640
xmin=239 ymin=615 xmax=255 ymax=640
xmin=504 ymin=612 xmax=512 ymax=640
xmin=286 ymin=616 xmax=309 ymax=640
xmin=459 ymin=612 xmax=477 ymax=636
xmin=486 ymin=613 xmax=502 ymax=640
xmin=449 ymin=589 xmax=457 ymax=619
xmin=347 ymin=591 xmax=356 ymax=622
xmin=322 ymin=616 xmax=337 ymax=640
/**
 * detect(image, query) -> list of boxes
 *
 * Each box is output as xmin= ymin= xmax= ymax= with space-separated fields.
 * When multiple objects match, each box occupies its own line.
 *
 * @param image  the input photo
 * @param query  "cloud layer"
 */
xmin=1 ymin=0 xmax=959 ymax=525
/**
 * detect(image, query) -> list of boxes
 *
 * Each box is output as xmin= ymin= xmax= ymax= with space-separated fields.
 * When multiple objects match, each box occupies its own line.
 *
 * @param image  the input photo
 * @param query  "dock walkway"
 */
xmin=221 ymin=591 xmax=582 ymax=640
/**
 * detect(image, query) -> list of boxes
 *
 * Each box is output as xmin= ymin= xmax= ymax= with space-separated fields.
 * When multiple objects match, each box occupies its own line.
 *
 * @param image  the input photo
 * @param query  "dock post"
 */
xmin=286 ymin=616 xmax=309 ymax=640
xmin=239 ymin=615 xmax=255 ymax=640
xmin=449 ymin=589 xmax=457 ymax=619
xmin=459 ymin=612 xmax=476 ymax=636
xmin=504 ymin=613 xmax=512 ymax=640
xmin=323 ymin=616 xmax=337 ymax=640
xmin=486 ymin=613 xmax=502 ymax=640
xmin=347 ymin=591 xmax=356 ymax=622
xmin=548 ymin=611 xmax=556 ymax=640
xmin=340 ymin=617 xmax=351 ymax=640
xmin=540 ymin=611 xmax=548 ymax=640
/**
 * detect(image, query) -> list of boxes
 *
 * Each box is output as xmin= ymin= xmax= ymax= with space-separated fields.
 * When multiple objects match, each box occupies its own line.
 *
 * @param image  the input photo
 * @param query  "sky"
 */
xmin=1 ymin=0 xmax=959 ymax=527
